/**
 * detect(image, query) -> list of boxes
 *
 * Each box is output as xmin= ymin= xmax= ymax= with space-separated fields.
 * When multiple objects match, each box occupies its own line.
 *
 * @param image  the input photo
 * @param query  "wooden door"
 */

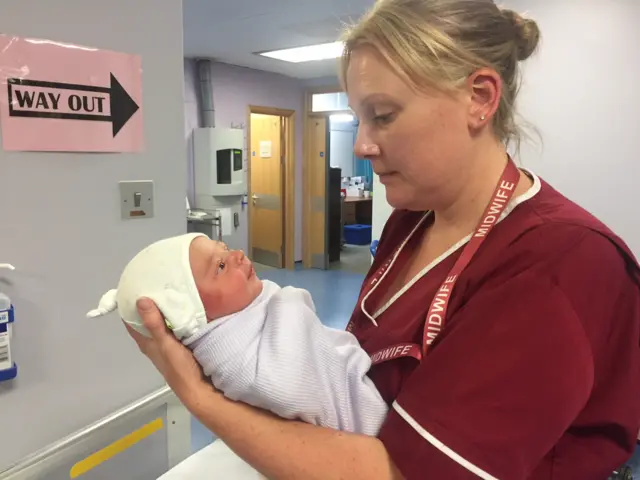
xmin=249 ymin=113 xmax=284 ymax=268
xmin=307 ymin=115 xmax=329 ymax=269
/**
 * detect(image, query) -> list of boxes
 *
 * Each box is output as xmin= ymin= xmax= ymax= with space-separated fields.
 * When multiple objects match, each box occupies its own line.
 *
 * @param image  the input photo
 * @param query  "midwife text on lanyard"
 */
xmin=349 ymin=158 xmax=521 ymax=366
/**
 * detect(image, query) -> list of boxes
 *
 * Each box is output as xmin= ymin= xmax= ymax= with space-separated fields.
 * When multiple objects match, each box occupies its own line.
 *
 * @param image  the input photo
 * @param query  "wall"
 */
xmin=372 ymin=173 xmax=394 ymax=242
xmin=514 ymin=0 xmax=640 ymax=254
xmin=0 ymin=0 xmax=186 ymax=469
xmin=303 ymin=75 xmax=340 ymax=88
xmin=371 ymin=0 xmax=640 ymax=255
xmin=185 ymin=59 xmax=199 ymax=208
xmin=184 ymin=59 xmax=305 ymax=260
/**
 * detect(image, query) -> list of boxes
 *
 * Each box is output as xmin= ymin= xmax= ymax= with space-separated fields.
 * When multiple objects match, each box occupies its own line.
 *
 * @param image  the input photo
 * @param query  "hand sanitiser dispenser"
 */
xmin=0 ymin=263 xmax=17 ymax=382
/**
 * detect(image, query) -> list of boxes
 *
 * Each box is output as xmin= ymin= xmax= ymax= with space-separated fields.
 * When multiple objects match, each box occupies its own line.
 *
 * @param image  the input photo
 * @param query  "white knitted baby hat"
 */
xmin=86 ymin=233 xmax=209 ymax=340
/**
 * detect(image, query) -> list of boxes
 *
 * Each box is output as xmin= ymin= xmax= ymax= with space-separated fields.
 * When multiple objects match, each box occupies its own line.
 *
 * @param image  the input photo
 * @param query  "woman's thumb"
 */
xmin=136 ymin=297 xmax=167 ymax=339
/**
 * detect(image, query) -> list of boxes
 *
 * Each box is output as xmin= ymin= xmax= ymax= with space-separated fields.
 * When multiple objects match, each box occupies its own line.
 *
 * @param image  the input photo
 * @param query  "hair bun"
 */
xmin=502 ymin=9 xmax=541 ymax=61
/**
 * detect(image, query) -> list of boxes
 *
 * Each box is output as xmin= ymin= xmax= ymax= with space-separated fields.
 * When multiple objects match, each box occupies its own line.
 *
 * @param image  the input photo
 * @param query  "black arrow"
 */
xmin=7 ymin=74 xmax=139 ymax=137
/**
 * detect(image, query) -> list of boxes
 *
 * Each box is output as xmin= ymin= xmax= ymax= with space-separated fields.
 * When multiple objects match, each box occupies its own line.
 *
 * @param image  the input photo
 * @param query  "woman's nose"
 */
xmin=353 ymin=128 xmax=380 ymax=158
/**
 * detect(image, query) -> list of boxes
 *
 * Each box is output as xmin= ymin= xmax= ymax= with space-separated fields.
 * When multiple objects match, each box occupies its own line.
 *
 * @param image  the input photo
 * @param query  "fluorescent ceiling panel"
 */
xmin=259 ymin=41 xmax=344 ymax=63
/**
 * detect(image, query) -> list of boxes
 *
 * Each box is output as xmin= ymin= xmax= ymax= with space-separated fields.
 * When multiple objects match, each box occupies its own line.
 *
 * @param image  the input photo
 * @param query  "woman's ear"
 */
xmin=466 ymin=67 xmax=502 ymax=131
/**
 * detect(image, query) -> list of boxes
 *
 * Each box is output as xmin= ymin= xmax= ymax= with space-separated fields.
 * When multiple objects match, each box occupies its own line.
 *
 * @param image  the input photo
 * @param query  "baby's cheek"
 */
xmin=199 ymin=290 xmax=219 ymax=318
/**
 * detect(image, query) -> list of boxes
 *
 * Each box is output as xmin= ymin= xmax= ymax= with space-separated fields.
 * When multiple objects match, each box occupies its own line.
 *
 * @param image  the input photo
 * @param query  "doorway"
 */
xmin=303 ymin=107 xmax=373 ymax=274
xmin=328 ymin=114 xmax=372 ymax=275
xmin=247 ymin=106 xmax=295 ymax=270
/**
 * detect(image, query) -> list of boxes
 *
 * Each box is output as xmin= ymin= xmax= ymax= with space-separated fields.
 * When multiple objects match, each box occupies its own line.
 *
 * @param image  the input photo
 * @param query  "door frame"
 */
xmin=302 ymin=86 xmax=351 ymax=268
xmin=247 ymin=105 xmax=296 ymax=270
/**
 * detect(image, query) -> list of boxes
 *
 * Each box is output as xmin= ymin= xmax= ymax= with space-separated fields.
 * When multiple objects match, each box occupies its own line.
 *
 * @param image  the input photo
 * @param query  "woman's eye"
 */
xmin=374 ymin=113 xmax=394 ymax=125
xmin=217 ymin=262 xmax=226 ymax=274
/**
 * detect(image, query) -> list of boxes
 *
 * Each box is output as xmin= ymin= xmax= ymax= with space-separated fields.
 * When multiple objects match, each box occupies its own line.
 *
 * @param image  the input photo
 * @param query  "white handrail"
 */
xmin=0 ymin=386 xmax=187 ymax=480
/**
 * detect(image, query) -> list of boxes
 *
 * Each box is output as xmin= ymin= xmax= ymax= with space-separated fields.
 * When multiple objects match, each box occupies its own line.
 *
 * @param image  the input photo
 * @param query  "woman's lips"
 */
xmin=378 ymin=172 xmax=398 ymax=184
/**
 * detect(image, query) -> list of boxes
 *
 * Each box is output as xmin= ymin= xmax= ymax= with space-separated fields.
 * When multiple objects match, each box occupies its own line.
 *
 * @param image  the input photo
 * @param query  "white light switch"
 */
xmin=119 ymin=180 xmax=154 ymax=220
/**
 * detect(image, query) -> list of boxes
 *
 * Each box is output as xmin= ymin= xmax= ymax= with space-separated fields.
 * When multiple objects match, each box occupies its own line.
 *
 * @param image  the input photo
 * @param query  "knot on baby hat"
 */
xmin=86 ymin=289 xmax=118 ymax=318
xmin=86 ymin=233 xmax=209 ymax=340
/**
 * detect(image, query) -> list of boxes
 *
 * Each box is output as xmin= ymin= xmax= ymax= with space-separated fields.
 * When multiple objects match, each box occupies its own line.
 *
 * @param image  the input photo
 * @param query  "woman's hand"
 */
xmin=126 ymin=300 xmax=402 ymax=480
xmin=124 ymin=298 xmax=208 ymax=406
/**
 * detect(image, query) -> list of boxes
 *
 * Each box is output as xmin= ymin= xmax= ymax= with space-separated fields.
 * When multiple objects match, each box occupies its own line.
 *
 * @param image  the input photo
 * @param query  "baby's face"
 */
xmin=189 ymin=237 xmax=263 ymax=320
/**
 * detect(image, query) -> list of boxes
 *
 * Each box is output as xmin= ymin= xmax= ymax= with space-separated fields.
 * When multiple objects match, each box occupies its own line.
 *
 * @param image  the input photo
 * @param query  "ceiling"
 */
xmin=183 ymin=0 xmax=375 ymax=80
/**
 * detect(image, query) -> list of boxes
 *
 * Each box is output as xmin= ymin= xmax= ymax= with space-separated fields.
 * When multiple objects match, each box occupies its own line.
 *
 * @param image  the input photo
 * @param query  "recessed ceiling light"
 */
xmin=258 ymin=41 xmax=344 ymax=63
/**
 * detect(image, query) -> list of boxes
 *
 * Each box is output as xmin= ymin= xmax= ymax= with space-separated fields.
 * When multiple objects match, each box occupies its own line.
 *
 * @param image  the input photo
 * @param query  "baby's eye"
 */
xmin=217 ymin=262 xmax=226 ymax=274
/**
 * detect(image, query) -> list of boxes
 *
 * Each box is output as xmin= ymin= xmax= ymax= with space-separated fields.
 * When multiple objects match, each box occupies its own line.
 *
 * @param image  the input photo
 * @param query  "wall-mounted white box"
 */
xmin=194 ymin=127 xmax=245 ymax=206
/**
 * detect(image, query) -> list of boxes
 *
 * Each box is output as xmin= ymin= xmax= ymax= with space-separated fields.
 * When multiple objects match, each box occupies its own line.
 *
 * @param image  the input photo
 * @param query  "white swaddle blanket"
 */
xmin=184 ymin=280 xmax=388 ymax=436
xmin=86 ymin=233 xmax=388 ymax=436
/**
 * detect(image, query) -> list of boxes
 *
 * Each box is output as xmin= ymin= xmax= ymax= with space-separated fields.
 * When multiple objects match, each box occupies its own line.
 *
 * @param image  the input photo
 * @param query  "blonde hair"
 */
xmin=340 ymin=0 xmax=541 ymax=148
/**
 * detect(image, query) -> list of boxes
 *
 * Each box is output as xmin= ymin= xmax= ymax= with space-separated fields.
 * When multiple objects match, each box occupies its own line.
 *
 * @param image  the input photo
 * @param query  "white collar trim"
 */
xmin=361 ymin=169 xmax=541 ymax=325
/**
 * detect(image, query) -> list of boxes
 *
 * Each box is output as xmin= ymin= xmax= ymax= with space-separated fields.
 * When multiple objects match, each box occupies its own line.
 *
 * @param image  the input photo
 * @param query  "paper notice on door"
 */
xmin=259 ymin=141 xmax=272 ymax=158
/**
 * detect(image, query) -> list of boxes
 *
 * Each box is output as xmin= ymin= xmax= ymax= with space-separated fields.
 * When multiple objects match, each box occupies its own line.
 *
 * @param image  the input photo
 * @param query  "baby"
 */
xmin=87 ymin=233 xmax=388 ymax=436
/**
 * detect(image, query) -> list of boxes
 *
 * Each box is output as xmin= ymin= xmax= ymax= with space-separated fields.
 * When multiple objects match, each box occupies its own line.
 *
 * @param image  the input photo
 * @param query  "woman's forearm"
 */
xmin=187 ymin=384 xmax=403 ymax=480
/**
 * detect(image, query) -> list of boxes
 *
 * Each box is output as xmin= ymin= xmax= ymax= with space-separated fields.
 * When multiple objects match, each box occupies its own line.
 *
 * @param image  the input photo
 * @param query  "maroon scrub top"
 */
xmin=348 ymin=175 xmax=640 ymax=480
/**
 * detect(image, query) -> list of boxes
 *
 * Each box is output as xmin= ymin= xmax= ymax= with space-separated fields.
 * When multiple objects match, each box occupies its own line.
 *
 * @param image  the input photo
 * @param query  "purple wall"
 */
xmin=184 ymin=59 xmax=305 ymax=261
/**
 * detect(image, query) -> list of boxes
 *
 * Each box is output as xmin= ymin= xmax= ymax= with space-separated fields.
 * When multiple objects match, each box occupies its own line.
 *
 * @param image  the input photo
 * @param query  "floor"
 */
xmin=254 ymin=244 xmax=372 ymax=276
xmin=187 ymin=264 xmax=640 ymax=478
xmin=330 ymin=244 xmax=372 ymax=275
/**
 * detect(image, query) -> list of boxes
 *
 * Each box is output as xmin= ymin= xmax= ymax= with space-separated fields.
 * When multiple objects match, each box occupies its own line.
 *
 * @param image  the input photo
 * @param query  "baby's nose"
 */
xmin=230 ymin=249 xmax=245 ymax=262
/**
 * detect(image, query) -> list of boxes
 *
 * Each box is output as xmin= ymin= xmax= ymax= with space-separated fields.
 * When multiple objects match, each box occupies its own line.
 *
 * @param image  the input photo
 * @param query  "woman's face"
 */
xmin=347 ymin=46 xmax=475 ymax=212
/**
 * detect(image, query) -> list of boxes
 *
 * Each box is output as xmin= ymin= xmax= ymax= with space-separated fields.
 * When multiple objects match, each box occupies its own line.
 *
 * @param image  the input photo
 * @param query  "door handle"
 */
xmin=252 ymin=194 xmax=258 ymax=205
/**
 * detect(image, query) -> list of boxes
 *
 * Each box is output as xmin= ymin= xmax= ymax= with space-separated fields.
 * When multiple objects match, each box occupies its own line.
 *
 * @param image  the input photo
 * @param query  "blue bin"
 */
xmin=344 ymin=224 xmax=372 ymax=245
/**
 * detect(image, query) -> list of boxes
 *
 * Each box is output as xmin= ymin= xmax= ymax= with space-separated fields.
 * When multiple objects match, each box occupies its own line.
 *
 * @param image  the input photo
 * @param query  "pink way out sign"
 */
xmin=0 ymin=35 xmax=143 ymax=152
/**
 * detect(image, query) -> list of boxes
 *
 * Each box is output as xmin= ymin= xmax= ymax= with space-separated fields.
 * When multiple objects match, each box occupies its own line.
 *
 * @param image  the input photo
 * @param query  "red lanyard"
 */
xmin=351 ymin=158 xmax=521 ymax=365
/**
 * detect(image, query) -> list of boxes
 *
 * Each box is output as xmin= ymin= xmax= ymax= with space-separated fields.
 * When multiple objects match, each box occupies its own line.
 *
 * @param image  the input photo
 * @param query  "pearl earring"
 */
xmin=480 ymin=115 xmax=486 ymax=121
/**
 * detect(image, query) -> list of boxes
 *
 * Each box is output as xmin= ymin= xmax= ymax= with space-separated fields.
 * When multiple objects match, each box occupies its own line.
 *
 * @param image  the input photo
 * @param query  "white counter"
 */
xmin=158 ymin=439 xmax=264 ymax=479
